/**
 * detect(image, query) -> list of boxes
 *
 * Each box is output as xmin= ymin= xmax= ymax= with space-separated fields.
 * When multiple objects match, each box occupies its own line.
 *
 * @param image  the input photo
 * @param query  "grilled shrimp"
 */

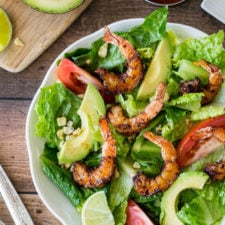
xmin=193 ymin=60 xmax=224 ymax=105
xmin=202 ymin=127 xmax=225 ymax=181
xmin=133 ymin=131 xmax=179 ymax=196
xmin=95 ymin=27 xmax=143 ymax=94
xmin=204 ymin=156 xmax=225 ymax=181
xmin=107 ymin=82 xmax=166 ymax=136
xmin=72 ymin=117 xmax=116 ymax=188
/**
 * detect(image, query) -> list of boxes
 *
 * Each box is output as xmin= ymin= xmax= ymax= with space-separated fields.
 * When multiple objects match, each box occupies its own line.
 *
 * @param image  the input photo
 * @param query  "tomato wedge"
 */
xmin=56 ymin=58 xmax=103 ymax=95
xmin=177 ymin=115 xmax=225 ymax=167
xmin=126 ymin=199 xmax=155 ymax=225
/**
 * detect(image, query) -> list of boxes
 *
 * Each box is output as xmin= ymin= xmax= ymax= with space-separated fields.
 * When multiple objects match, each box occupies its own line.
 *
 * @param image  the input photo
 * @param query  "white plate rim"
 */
xmin=25 ymin=19 xmax=207 ymax=225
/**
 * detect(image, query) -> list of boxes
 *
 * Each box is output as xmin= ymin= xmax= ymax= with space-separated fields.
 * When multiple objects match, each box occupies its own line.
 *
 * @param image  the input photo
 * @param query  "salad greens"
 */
xmin=35 ymin=7 xmax=225 ymax=225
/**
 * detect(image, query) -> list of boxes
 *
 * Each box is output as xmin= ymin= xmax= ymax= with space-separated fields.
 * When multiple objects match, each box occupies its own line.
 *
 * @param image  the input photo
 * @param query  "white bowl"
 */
xmin=26 ymin=19 xmax=207 ymax=225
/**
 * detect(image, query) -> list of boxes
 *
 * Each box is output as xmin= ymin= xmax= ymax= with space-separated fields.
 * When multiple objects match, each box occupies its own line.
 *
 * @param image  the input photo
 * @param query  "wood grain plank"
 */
xmin=0 ymin=1 xmax=225 ymax=224
xmin=0 ymin=0 xmax=93 ymax=72
xmin=0 ymin=100 xmax=36 ymax=192
xmin=0 ymin=0 xmax=224 ymax=99
xmin=0 ymin=194 xmax=61 ymax=225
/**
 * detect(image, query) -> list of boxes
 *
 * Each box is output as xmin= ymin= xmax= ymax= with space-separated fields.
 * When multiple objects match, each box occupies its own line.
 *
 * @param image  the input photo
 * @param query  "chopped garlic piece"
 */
xmin=14 ymin=37 xmax=24 ymax=47
xmin=57 ymin=117 xmax=67 ymax=126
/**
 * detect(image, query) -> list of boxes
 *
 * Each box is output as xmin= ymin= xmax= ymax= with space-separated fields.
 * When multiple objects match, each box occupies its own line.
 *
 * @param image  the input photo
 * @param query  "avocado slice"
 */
xmin=137 ymin=33 xmax=173 ymax=100
xmin=160 ymin=171 xmax=209 ymax=225
xmin=22 ymin=0 xmax=84 ymax=14
xmin=57 ymin=84 xmax=105 ymax=164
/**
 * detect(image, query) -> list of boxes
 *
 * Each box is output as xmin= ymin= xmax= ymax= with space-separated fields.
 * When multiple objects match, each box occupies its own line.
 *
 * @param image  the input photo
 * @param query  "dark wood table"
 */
xmin=0 ymin=0 xmax=224 ymax=224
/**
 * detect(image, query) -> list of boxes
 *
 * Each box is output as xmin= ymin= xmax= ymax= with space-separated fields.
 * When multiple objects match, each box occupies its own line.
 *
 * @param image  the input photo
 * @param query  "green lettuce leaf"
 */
xmin=35 ymin=83 xmax=81 ymax=148
xmin=108 ymin=158 xmax=135 ymax=224
xmin=65 ymin=7 xmax=168 ymax=72
xmin=41 ymin=144 xmax=87 ymax=209
xmin=109 ymin=159 xmax=135 ymax=211
xmin=173 ymin=30 xmax=225 ymax=72
xmin=168 ymin=92 xmax=204 ymax=112
xmin=178 ymin=180 xmax=225 ymax=225
xmin=131 ymin=114 xmax=165 ymax=176
xmin=115 ymin=94 xmax=146 ymax=117
xmin=191 ymin=104 xmax=225 ymax=121
xmin=162 ymin=107 xmax=189 ymax=142
xmin=127 ymin=6 xmax=168 ymax=48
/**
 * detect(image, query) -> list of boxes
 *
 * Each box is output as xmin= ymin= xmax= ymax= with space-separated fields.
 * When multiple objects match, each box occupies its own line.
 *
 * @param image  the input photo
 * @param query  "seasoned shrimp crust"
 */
xmin=133 ymin=131 xmax=179 ymax=196
xmin=95 ymin=27 xmax=143 ymax=94
xmin=72 ymin=117 xmax=116 ymax=188
xmin=107 ymin=82 xmax=166 ymax=136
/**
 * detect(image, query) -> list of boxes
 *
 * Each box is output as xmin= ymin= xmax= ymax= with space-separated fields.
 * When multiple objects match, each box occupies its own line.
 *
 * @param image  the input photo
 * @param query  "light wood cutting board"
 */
xmin=0 ymin=0 xmax=93 ymax=73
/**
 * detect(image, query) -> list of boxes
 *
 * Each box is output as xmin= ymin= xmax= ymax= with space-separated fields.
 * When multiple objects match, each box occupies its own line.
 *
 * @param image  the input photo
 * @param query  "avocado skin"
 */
xmin=137 ymin=33 xmax=173 ymax=100
xmin=22 ymin=0 xmax=84 ymax=14
xmin=160 ymin=171 xmax=209 ymax=225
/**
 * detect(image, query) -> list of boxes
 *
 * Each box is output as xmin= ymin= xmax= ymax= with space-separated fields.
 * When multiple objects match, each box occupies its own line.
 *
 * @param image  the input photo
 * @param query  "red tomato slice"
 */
xmin=56 ymin=58 xmax=103 ymax=95
xmin=126 ymin=199 xmax=155 ymax=225
xmin=177 ymin=115 xmax=225 ymax=167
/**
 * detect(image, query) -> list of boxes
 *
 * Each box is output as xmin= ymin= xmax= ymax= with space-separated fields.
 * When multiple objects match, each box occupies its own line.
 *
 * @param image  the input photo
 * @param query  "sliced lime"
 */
xmin=0 ymin=8 xmax=13 ymax=52
xmin=81 ymin=191 xmax=115 ymax=225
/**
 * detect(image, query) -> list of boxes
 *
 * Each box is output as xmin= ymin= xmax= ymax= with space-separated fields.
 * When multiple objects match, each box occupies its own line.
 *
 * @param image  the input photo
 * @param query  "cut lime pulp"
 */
xmin=0 ymin=8 xmax=13 ymax=53
xmin=81 ymin=191 xmax=115 ymax=225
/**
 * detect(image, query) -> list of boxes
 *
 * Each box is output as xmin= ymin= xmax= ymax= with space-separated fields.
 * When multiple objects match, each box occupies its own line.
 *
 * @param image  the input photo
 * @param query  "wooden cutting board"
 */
xmin=0 ymin=0 xmax=93 ymax=73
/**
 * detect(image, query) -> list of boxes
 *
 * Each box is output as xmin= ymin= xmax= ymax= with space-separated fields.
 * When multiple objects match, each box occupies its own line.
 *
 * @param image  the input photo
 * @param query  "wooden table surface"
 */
xmin=0 ymin=0 xmax=225 ymax=224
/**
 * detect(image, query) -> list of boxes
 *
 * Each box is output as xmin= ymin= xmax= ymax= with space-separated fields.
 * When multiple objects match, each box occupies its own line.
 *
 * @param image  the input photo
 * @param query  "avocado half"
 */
xmin=22 ymin=0 xmax=84 ymax=14
xmin=57 ymin=84 xmax=106 ymax=164
xmin=160 ymin=171 xmax=209 ymax=225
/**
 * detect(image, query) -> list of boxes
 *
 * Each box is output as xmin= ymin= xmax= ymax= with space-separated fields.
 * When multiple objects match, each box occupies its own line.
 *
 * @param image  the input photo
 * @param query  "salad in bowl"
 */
xmin=26 ymin=7 xmax=225 ymax=225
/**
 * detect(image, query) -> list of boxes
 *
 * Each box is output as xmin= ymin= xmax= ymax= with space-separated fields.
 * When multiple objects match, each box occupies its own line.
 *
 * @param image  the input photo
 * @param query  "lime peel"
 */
xmin=0 ymin=7 xmax=13 ymax=53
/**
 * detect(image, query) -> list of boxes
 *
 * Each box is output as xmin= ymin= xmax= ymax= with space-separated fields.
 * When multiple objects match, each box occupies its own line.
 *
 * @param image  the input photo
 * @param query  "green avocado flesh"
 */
xmin=137 ymin=32 xmax=173 ymax=100
xmin=160 ymin=171 xmax=209 ymax=225
xmin=22 ymin=0 xmax=84 ymax=13
xmin=57 ymin=84 xmax=105 ymax=164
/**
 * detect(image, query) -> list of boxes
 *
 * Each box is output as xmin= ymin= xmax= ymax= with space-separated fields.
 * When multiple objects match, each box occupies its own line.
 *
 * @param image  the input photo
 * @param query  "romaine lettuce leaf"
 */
xmin=109 ymin=159 xmax=135 ymax=211
xmin=108 ymin=158 xmax=135 ymax=224
xmin=41 ymin=144 xmax=88 ymax=209
xmin=167 ymin=92 xmax=204 ymax=112
xmin=191 ymin=104 xmax=225 ymax=121
xmin=173 ymin=30 xmax=225 ymax=73
xmin=127 ymin=6 xmax=168 ymax=48
xmin=35 ymin=83 xmax=81 ymax=148
xmin=178 ymin=180 xmax=225 ymax=225
xmin=162 ymin=107 xmax=189 ymax=142
xmin=131 ymin=113 xmax=165 ymax=176
xmin=115 ymin=94 xmax=146 ymax=117
xmin=64 ymin=7 xmax=168 ymax=72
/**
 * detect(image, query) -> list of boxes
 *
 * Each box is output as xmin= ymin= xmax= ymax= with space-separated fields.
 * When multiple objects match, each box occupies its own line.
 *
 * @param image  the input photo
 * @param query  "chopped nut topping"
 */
xmin=56 ymin=129 xmax=64 ymax=140
xmin=57 ymin=117 xmax=67 ymax=126
xmin=72 ymin=128 xmax=82 ymax=136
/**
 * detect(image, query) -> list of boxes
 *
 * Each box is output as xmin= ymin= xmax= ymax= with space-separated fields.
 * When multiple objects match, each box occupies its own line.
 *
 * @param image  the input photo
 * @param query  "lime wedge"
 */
xmin=0 ymin=8 xmax=13 ymax=53
xmin=81 ymin=191 xmax=115 ymax=225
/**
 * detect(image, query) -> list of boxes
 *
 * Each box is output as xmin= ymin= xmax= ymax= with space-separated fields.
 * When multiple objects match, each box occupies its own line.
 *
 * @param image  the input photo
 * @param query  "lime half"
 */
xmin=0 ymin=8 xmax=13 ymax=52
xmin=81 ymin=191 xmax=115 ymax=225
